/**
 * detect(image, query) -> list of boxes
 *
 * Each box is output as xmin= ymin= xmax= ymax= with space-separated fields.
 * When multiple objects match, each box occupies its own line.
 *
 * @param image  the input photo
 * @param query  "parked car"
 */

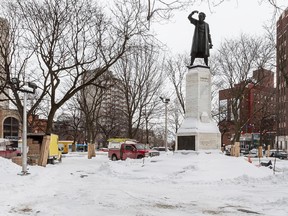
xmin=0 ymin=145 xmax=21 ymax=159
xmin=98 ymin=148 xmax=109 ymax=152
xmin=0 ymin=138 xmax=21 ymax=159
xmin=135 ymin=144 xmax=160 ymax=157
xmin=248 ymin=148 xmax=265 ymax=157
xmin=152 ymin=147 xmax=172 ymax=152
xmin=269 ymin=150 xmax=287 ymax=159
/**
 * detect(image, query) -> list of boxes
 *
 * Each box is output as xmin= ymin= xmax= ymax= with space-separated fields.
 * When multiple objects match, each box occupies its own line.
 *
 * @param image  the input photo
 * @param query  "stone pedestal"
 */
xmin=176 ymin=66 xmax=221 ymax=151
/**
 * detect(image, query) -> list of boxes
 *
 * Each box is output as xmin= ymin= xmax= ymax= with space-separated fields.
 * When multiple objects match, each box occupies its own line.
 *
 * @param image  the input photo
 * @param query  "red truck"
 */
xmin=108 ymin=143 xmax=149 ymax=161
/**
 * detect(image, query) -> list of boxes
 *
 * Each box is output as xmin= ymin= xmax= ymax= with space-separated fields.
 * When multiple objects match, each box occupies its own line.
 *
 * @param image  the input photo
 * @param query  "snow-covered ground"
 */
xmin=1 ymin=150 xmax=288 ymax=216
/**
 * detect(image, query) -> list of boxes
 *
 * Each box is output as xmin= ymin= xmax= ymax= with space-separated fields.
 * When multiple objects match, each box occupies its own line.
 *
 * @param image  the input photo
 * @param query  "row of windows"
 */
xmin=279 ymin=122 xmax=287 ymax=129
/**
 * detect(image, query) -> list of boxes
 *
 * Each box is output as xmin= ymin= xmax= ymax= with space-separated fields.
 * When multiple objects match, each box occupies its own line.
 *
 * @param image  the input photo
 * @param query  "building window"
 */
xmin=3 ymin=117 xmax=19 ymax=147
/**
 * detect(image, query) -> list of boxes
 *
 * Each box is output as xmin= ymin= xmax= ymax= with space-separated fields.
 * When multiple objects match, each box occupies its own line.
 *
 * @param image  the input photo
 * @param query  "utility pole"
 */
xmin=160 ymin=97 xmax=170 ymax=152
xmin=11 ymin=78 xmax=37 ymax=175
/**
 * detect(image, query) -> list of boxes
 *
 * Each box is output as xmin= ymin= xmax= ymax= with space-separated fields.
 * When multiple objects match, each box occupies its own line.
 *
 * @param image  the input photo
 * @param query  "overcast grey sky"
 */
xmin=152 ymin=0 xmax=287 ymax=55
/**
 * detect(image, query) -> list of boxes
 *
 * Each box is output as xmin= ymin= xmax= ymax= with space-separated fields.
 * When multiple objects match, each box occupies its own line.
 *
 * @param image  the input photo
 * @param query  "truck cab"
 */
xmin=108 ymin=139 xmax=148 ymax=161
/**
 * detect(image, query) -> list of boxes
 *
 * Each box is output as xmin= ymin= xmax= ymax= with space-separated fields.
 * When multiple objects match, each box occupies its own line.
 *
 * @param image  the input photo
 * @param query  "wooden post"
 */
xmin=88 ymin=144 xmax=92 ymax=159
xmin=38 ymin=135 xmax=51 ymax=167
xmin=230 ymin=145 xmax=235 ymax=156
xmin=72 ymin=143 xmax=76 ymax=152
xmin=234 ymin=142 xmax=240 ymax=157
xmin=258 ymin=146 xmax=263 ymax=158
xmin=92 ymin=144 xmax=96 ymax=157
xmin=267 ymin=145 xmax=270 ymax=157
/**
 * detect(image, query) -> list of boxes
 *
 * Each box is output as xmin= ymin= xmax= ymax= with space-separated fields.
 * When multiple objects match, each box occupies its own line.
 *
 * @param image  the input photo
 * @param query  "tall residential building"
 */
xmin=219 ymin=69 xmax=276 ymax=150
xmin=81 ymin=70 xmax=127 ymax=145
xmin=97 ymin=72 xmax=127 ymax=138
xmin=276 ymin=7 xmax=288 ymax=149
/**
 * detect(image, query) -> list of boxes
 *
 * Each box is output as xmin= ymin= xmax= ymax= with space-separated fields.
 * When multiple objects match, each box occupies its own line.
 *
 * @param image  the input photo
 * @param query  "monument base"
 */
xmin=176 ymin=117 xmax=221 ymax=151
xmin=175 ymin=65 xmax=221 ymax=151
xmin=186 ymin=64 xmax=210 ymax=70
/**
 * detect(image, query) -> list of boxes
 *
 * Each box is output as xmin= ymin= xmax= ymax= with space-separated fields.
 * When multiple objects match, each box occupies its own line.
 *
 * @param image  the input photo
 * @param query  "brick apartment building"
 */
xmin=277 ymin=7 xmax=288 ymax=149
xmin=219 ymin=68 xmax=276 ymax=151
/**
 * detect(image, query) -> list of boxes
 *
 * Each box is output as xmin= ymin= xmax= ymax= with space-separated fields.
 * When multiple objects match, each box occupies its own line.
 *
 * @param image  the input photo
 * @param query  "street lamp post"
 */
xmin=160 ymin=97 xmax=170 ymax=152
xmin=11 ymin=78 xmax=37 ymax=175
xmin=22 ymin=91 xmax=28 ymax=174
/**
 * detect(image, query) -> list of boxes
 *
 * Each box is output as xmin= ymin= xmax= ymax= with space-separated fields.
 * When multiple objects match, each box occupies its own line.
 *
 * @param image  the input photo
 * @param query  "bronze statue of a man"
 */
xmin=188 ymin=10 xmax=213 ymax=66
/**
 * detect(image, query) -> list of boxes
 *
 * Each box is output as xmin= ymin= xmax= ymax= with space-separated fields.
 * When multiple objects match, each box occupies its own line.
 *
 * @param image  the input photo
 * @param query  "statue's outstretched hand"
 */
xmin=189 ymin=10 xmax=198 ymax=16
xmin=209 ymin=44 xmax=213 ymax=49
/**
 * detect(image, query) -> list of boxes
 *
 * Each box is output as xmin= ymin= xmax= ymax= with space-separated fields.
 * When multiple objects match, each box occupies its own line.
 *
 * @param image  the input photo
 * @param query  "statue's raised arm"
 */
xmin=188 ymin=11 xmax=213 ymax=67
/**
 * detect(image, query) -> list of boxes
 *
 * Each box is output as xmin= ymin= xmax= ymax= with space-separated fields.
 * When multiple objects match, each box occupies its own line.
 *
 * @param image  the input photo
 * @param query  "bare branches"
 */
xmin=213 ymin=33 xmax=276 ymax=143
xmin=264 ymin=0 xmax=285 ymax=11
xmin=147 ymin=0 xmax=190 ymax=22
xmin=0 ymin=0 xmax=153 ymax=134
xmin=113 ymin=39 xmax=164 ymax=139
xmin=165 ymin=54 xmax=187 ymax=115
xmin=213 ymin=34 xmax=275 ymax=90
xmin=259 ymin=0 xmax=287 ymax=22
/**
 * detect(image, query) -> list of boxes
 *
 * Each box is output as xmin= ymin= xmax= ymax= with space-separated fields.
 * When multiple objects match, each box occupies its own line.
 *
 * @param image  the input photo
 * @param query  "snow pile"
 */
xmin=1 ymin=150 xmax=288 ymax=216
xmin=0 ymin=157 xmax=20 ymax=176
xmin=101 ymin=150 xmax=274 ymax=183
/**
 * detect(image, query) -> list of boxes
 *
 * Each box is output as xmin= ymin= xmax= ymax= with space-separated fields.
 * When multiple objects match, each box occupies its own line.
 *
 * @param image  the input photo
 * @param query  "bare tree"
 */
xmin=165 ymin=54 xmax=188 ymax=114
xmin=213 ymin=33 xmax=276 ymax=144
xmin=0 ymin=0 xmax=150 ymax=134
xmin=113 ymin=40 xmax=164 ymax=140
xmin=168 ymin=98 xmax=183 ymax=135
xmin=261 ymin=0 xmax=287 ymax=17
xmin=54 ymin=108 xmax=84 ymax=151
xmin=145 ymin=0 xmax=286 ymax=23
xmin=164 ymin=54 xmax=188 ymax=136
xmin=146 ymin=0 xmax=191 ymax=23
xmin=252 ymin=89 xmax=277 ymax=147
xmin=77 ymin=81 xmax=102 ymax=146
